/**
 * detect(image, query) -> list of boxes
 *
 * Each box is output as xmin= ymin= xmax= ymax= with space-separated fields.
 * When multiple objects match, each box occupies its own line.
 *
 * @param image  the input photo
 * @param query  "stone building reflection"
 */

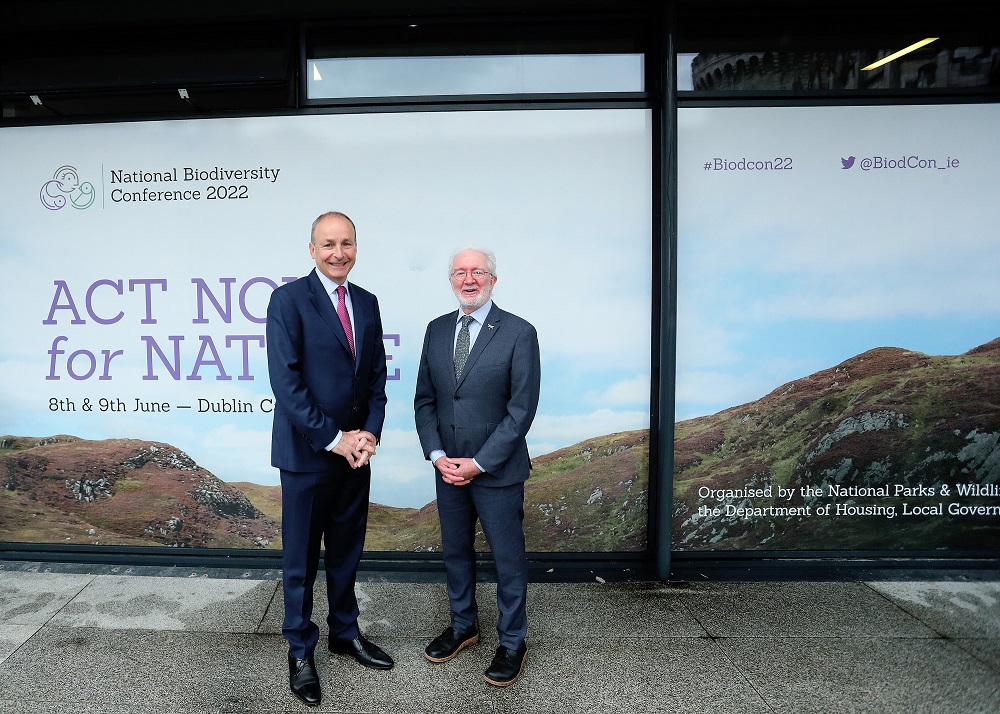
xmin=689 ymin=47 xmax=999 ymax=91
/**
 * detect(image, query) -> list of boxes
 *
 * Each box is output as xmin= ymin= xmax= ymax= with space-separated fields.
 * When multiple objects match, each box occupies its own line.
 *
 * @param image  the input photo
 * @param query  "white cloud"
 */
xmin=673 ymin=370 xmax=767 ymax=421
xmin=529 ymin=408 xmax=648 ymax=453
xmin=370 ymin=428 xmax=426 ymax=485
xmin=588 ymin=374 xmax=651 ymax=407
xmin=674 ymin=310 xmax=742 ymax=371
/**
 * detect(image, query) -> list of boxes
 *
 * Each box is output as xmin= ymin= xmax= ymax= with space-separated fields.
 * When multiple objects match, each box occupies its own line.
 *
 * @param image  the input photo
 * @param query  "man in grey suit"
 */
xmin=414 ymin=247 xmax=541 ymax=687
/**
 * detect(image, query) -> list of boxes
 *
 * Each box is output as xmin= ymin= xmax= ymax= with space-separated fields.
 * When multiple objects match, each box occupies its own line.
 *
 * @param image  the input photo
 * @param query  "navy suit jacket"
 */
xmin=266 ymin=269 xmax=387 ymax=473
xmin=414 ymin=303 xmax=540 ymax=487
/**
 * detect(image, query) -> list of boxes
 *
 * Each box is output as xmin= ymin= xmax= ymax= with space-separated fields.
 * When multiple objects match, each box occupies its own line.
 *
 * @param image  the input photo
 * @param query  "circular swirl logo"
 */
xmin=40 ymin=165 xmax=96 ymax=211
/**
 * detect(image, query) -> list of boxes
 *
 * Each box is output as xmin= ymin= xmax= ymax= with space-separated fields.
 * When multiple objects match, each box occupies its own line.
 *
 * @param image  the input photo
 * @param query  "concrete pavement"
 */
xmin=1 ymin=563 xmax=998 ymax=713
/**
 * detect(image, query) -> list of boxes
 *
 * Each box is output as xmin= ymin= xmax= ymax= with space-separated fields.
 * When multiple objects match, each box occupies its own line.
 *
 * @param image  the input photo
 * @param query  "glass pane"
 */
xmin=679 ymin=47 xmax=999 ymax=92
xmin=676 ymin=103 xmax=1000 ymax=552
xmin=0 ymin=108 xmax=652 ymax=554
xmin=677 ymin=52 xmax=697 ymax=91
xmin=307 ymin=54 xmax=644 ymax=98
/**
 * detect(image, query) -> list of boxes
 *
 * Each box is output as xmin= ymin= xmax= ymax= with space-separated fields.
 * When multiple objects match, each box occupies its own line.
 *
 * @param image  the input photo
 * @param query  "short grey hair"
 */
xmin=448 ymin=247 xmax=496 ymax=277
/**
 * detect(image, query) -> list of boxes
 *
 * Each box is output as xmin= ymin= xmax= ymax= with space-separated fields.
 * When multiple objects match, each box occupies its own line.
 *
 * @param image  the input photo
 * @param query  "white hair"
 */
xmin=448 ymin=247 xmax=496 ymax=277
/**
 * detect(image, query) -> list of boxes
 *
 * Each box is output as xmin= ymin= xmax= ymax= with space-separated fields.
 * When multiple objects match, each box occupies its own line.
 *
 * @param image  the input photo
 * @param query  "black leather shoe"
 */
xmin=288 ymin=652 xmax=321 ymax=706
xmin=423 ymin=621 xmax=480 ymax=663
xmin=483 ymin=644 xmax=527 ymax=687
xmin=328 ymin=635 xmax=394 ymax=670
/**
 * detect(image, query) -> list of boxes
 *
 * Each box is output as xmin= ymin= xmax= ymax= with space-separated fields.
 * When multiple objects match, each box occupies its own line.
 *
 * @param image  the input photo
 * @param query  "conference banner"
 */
xmin=0 ymin=109 xmax=652 ymax=553
xmin=676 ymin=103 xmax=1000 ymax=552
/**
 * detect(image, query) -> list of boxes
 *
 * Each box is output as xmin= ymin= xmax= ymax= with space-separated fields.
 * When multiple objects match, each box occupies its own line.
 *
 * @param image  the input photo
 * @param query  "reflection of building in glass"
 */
xmin=689 ymin=48 xmax=999 ymax=90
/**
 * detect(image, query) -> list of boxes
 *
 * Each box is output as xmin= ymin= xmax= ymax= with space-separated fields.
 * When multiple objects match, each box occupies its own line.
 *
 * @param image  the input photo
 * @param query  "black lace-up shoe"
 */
xmin=288 ymin=652 xmax=321 ymax=706
xmin=423 ymin=621 xmax=480 ymax=663
xmin=483 ymin=643 xmax=527 ymax=687
xmin=328 ymin=635 xmax=394 ymax=670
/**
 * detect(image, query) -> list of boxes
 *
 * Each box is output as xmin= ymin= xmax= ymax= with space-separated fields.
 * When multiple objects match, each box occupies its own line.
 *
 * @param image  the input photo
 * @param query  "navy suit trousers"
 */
xmin=280 ymin=465 xmax=371 ymax=658
xmin=435 ymin=477 xmax=527 ymax=650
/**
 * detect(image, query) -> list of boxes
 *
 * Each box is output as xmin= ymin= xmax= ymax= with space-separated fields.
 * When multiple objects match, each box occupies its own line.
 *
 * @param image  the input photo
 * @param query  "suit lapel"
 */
xmin=456 ymin=304 xmax=502 ymax=388
xmin=438 ymin=310 xmax=461 ymax=387
xmin=306 ymin=270 xmax=354 ymax=361
xmin=351 ymin=286 xmax=370 ymax=371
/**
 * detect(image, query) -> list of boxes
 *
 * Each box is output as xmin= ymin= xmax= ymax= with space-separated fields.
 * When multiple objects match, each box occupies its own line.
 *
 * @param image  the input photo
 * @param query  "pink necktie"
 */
xmin=336 ymin=285 xmax=355 ymax=361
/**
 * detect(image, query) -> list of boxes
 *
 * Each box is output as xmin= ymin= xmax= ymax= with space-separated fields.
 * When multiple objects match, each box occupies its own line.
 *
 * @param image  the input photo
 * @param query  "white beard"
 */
xmin=455 ymin=283 xmax=493 ymax=311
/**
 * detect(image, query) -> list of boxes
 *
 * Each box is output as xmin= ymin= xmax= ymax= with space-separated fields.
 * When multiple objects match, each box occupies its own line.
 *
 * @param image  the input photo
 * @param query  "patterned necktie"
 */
xmin=454 ymin=314 xmax=474 ymax=379
xmin=336 ymin=285 xmax=355 ymax=361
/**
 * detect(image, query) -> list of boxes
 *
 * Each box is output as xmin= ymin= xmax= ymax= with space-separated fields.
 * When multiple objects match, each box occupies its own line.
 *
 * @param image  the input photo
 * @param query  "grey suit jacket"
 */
xmin=413 ymin=303 xmax=540 ymax=487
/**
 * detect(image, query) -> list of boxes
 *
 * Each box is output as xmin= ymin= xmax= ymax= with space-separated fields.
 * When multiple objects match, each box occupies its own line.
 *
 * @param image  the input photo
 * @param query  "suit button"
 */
xmin=450 ymin=425 xmax=455 ymax=431
xmin=454 ymin=395 xmax=460 ymax=401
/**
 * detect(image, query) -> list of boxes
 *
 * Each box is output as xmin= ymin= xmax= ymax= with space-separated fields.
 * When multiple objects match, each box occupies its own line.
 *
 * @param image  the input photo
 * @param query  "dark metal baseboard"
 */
xmin=2 ymin=543 xmax=997 ymax=582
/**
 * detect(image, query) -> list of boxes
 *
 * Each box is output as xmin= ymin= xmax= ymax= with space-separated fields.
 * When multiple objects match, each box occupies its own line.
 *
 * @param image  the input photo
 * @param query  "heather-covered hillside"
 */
xmin=674 ymin=338 xmax=1000 ymax=551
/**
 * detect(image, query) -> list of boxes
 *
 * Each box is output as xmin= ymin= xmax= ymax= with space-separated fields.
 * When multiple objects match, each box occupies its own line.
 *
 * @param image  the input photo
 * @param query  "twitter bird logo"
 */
xmin=841 ymin=156 xmax=856 ymax=169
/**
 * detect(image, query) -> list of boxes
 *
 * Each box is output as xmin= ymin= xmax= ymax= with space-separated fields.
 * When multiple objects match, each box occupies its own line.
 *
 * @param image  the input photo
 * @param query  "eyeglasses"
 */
xmin=450 ymin=269 xmax=491 ymax=280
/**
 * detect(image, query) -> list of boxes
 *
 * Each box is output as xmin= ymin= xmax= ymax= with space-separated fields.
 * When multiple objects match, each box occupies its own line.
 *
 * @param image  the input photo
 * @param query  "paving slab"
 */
xmin=482 ymin=634 xmax=770 ymax=714
xmin=526 ymin=581 xmax=708 ymax=639
xmin=951 ymin=637 xmax=1000 ymax=672
xmin=718 ymin=636 xmax=1000 ymax=714
xmin=0 ymin=626 xmax=287 ymax=713
xmin=677 ymin=581 xmax=938 ymax=638
xmin=0 ymin=704 xmax=138 ymax=714
xmin=868 ymin=581 xmax=1000 ymax=638
xmin=0 ymin=624 xmax=41 ymax=664
xmin=0 ymin=571 xmax=94 ymax=625
xmin=48 ymin=575 xmax=278 ymax=632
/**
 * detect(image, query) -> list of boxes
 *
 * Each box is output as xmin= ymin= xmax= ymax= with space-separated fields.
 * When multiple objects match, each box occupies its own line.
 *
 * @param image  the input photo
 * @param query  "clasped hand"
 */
xmin=434 ymin=456 xmax=481 ymax=486
xmin=333 ymin=430 xmax=377 ymax=468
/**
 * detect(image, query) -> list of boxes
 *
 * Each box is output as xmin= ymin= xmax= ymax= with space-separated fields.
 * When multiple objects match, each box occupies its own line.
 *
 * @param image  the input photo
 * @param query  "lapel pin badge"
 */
xmin=487 ymin=323 xmax=495 ymax=330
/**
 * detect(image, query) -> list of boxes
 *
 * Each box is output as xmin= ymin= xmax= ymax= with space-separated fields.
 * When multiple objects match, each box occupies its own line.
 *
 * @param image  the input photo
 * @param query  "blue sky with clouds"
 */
xmin=676 ymin=104 xmax=1000 ymax=421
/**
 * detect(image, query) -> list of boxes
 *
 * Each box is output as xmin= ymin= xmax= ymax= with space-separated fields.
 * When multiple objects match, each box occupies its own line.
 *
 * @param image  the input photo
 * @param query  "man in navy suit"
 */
xmin=266 ymin=211 xmax=393 ymax=707
xmin=414 ymin=247 xmax=541 ymax=687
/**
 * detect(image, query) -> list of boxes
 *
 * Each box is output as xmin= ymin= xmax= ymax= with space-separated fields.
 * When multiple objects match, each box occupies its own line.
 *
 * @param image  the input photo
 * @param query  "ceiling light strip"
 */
xmin=861 ymin=38 xmax=939 ymax=71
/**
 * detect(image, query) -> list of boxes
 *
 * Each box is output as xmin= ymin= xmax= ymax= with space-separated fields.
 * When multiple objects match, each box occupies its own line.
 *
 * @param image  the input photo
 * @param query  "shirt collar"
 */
xmin=315 ymin=270 xmax=348 ymax=295
xmin=457 ymin=300 xmax=493 ymax=325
